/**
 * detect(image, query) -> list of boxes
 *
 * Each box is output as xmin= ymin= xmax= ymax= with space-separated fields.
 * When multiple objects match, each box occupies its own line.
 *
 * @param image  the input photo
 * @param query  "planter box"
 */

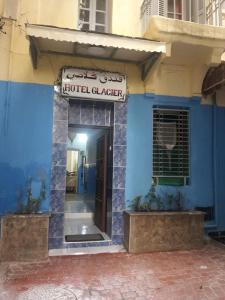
xmin=124 ymin=211 xmax=205 ymax=253
xmin=0 ymin=214 xmax=49 ymax=261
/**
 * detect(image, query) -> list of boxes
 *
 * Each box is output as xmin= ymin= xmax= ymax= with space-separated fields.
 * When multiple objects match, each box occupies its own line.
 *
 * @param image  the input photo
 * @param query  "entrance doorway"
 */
xmin=64 ymin=125 xmax=112 ymax=242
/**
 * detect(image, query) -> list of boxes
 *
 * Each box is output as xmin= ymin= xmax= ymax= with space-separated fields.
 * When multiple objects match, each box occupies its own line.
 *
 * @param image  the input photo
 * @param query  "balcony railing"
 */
xmin=206 ymin=0 xmax=225 ymax=26
xmin=141 ymin=0 xmax=225 ymax=33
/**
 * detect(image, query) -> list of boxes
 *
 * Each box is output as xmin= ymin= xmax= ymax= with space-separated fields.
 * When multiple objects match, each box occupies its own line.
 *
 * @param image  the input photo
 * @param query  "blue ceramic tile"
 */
xmin=94 ymin=103 xmax=106 ymax=126
xmin=65 ymin=241 xmax=112 ymax=248
xmin=112 ymin=235 xmax=123 ymax=245
xmin=53 ymin=120 xmax=67 ymax=144
xmin=113 ymin=167 xmax=126 ymax=189
xmin=81 ymin=103 xmax=94 ymax=125
xmin=106 ymin=189 xmax=112 ymax=210
xmin=50 ymin=190 xmax=65 ymax=213
xmin=113 ymin=145 xmax=126 ymax=167
xmin=114 ymin=124 xmax=127 ymax=146
xmin=110 ymin=105 xmax=114 ymax=126
xmin=68 ymin=102 xmax=81 ymax=125
xmin=51 ymin=166 xmax=66 ymax=190
xmin=114 ymin=102 xmax=127 ymax=125
xmin=112 ymin=189 xmax=125 ymax=212
xmin=105 ymin=103 xmax=114 ymax=126
xmin=49 ymin=237 xmax=63 ymax=249
xmin=52 ymin=143 xmax=67 ymax=166
xmin=49 ymin=213 xmax=64 ymax=238
xmin=112 ymin=212 xmax=123 ymax=235
xmin=54 ymin=96 xmax=68 ymax=121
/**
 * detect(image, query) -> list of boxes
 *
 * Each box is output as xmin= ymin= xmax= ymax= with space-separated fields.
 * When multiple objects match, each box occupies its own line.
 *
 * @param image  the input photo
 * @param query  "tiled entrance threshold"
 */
xmin=2 ymin=244 xmax=225 ymax=299
xmin=64 ymin=194 xmax=111 ymax=246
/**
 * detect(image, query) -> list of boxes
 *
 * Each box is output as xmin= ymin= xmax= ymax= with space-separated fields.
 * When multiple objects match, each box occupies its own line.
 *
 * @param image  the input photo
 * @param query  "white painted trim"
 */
xmin=26 ymin=24 xmax=167 ymax=54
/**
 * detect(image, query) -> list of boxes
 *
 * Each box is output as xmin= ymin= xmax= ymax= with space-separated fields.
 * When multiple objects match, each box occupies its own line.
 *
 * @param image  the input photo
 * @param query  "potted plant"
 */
xmin=124 ymin=184 xmax=205 ymax=253
xmin=0 ymin=177 xmax=49 ymax=261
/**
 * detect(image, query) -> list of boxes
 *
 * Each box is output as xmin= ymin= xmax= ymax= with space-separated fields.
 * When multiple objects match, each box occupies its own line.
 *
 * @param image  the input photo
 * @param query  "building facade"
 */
xmin=1 ymin=0 xmax=225 ymax=253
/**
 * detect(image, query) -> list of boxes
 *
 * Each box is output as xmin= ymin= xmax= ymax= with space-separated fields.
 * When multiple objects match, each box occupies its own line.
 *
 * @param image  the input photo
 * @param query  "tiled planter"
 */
xmin=123 ymin=211 xmax=205 ymax=253
xmin=0 ymin=214 xmax=49 ymax=261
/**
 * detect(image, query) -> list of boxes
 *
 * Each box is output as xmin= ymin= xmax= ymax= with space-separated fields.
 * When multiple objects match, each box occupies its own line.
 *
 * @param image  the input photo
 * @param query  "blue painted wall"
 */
xmin=0 ymin=81 xmax=53 ymax=214
xmin=126 ymin=94 xmax=152 ymax=203
xmin=1 ymin=81 xmax=225 ymax=231
xmin=214 ymin=107 xmax=225 ymax=231
xmin=126 ymin=94 xmax=225 ymax=230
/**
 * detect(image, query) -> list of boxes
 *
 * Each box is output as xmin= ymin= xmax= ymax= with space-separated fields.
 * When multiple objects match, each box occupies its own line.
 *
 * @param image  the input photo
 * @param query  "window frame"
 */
xmin=167 ymin=0 xmax=183 ymax=20
xmin=78 ymin=0 xmax=109 ymax=33
xmin=206 ymin=0 xmax=225 ymax=26
xmin=152 ymin=106 xmax=190 ymax=185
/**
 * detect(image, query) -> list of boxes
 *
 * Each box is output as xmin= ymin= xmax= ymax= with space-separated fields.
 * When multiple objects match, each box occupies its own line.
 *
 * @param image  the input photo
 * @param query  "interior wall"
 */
xmin=67 ymin=134 xmax=87 ymax=152
xmin=86 ymin=129 xmax=105 ymax=165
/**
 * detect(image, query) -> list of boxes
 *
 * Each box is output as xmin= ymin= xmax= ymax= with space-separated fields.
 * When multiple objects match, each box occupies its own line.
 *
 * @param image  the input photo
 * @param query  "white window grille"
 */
xmin=141 ymin=0 xmax=209 ymax=32
xmin=196 ymin=0 xmax=206 ymax=23
xmin=78 ymin=0 xmax=109 ymax=33
xmin=153 ymin=107 xmax=190 ymax=180
xmin=167 ymin=0 xmax=183 ymax=19
xmin=206 ymin=0 xmax=225 ymax=26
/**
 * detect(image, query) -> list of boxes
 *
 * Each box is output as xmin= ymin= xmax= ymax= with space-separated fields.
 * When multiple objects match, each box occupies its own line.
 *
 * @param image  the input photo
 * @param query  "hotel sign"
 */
xmin=61 ymin=68 xmax=127 ymax=102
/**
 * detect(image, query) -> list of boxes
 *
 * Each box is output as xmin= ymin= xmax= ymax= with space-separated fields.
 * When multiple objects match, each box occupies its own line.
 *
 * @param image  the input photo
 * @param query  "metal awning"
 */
xmin=26 ymin=24 xmax=169 ymax=80
xmin=202 ymin=63 xmax=225 ymax=97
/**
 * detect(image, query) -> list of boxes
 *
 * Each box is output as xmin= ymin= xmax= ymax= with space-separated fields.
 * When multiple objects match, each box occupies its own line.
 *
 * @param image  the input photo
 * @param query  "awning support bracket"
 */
xmin=29 ymin=36 xmax=39 ymax=69
xmin=141 ymin=52 xmax=161 ymax=81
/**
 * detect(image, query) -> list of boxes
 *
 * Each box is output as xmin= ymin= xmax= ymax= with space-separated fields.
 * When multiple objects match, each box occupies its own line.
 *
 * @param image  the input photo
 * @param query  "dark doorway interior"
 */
xmin=95 ymin=133 xmax=108 ymax=232
xmin=64 ymin=125 xmax=112 ymax=242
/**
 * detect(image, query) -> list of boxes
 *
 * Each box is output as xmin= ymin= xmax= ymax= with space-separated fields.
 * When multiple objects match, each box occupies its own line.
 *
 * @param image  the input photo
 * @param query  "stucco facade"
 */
xmin=1 ymin=0 xmax=225 ymax=252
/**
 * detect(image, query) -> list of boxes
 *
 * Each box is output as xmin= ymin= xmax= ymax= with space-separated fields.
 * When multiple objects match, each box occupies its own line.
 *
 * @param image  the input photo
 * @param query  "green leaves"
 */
xmin=16 ymin=178 xmax=46 ymax=214
xmin=129 ymin=185 xmax=185 ymax=212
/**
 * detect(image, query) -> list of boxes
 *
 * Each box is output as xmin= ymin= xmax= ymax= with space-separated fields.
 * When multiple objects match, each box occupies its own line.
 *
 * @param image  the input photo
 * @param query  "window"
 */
xmin=153 ymin=107 xmax=189 ymax=185
xmin=78 ymin=0 xmax=109 ymax=32
xmin=141 ymin=0 xmax=209 ymax=27
xmin=206 ymin=0 xmax=225 ymax=26
xmin=167 ymin=0 xmax=182 ymax=19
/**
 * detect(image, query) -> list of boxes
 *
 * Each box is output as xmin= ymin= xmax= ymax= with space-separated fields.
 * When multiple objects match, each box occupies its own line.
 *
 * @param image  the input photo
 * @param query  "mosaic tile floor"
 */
xmin=2 ymin=244 xmax=225 ymax=299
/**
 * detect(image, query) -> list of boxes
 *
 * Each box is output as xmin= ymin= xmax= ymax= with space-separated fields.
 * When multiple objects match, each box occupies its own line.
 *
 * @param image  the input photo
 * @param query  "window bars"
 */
xmin=153 ymin=107 xmax=189 ymax=179
xmin=78 ymin=0 xmax=108 ymax=32
xmin=140 ymin=0 xmax=225 ymax=32
xmin=206 ymin=0 xmax=225 ymax=26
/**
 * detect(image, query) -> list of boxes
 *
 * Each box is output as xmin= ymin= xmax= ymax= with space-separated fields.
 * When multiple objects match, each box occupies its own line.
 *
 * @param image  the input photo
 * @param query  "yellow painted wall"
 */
xmin=0 ymin=21 xmax=12 ymax=81
xmin=0 ymin=0 xmax=224 ymax=98
xmin=37 ymin=0 xmax=78 ymax=29
xmin=112 ymin=0 xmax=143 ymax=37
xmin=0 ymin=0 xmax=3 ymax=15
xmin=0 ymin=0 xmax=145 ymax=93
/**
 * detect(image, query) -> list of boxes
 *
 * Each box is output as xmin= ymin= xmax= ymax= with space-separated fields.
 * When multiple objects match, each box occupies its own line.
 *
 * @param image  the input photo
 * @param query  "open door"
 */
xmin=94 ymin=133 xmax=108 ymax=231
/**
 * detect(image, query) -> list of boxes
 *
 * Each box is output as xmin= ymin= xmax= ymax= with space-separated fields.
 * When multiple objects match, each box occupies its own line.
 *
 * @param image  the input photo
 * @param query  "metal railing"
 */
xmin=206 ymin=0 xmax=225 ymax=26
xmin=141 ymin=0 xmax=225 ymax=33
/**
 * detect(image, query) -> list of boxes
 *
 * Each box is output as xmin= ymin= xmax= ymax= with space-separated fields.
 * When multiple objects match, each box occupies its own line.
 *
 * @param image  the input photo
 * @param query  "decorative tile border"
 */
xmin=111 ymin=102 xmax=127 ymax=244
xmin=69 ymin=101 xmax=113 ymax=127
xmin=49 ymin=93 xmax=68 ymax=249
xmin=49 ymin=93 xmax=127 ymax=250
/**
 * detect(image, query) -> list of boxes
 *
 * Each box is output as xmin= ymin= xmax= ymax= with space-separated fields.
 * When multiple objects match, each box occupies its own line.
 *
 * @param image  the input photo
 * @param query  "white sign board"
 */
xmin=61 ymin=68 xmax=127 ymax=102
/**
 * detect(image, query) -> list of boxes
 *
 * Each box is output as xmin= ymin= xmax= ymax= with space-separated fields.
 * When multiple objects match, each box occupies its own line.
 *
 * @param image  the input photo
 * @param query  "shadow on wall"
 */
xmin=0 ymin=162 xmax=50 ymax=214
